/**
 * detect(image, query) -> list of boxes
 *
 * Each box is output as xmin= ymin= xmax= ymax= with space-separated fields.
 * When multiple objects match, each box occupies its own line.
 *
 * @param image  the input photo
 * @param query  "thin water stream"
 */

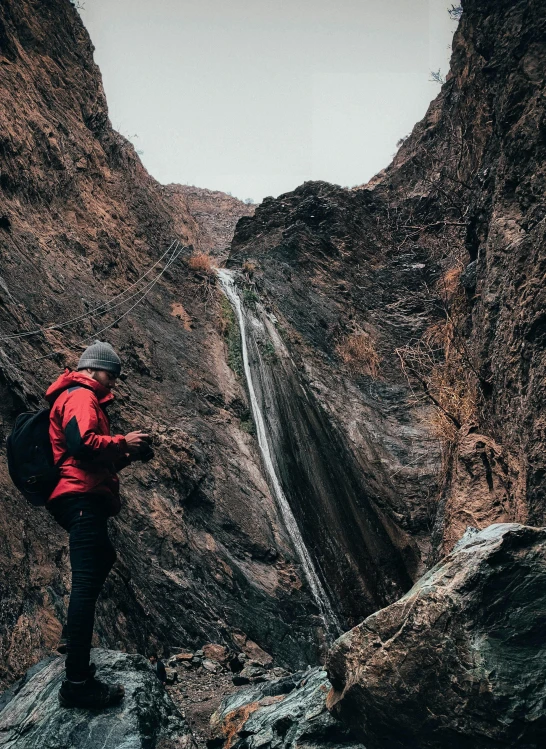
xmin=218 ymin=269 xmax=340 ymax=637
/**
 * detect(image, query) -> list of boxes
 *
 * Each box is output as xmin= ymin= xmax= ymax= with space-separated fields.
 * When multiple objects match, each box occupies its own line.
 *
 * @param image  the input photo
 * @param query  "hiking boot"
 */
xmin=58 ymin=675 xmax=125 ymax=709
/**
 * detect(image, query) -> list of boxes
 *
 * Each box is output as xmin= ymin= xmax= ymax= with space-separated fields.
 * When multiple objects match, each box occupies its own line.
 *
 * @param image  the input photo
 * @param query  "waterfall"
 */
xmin=218 ymin=269 xmax=340 ymax=636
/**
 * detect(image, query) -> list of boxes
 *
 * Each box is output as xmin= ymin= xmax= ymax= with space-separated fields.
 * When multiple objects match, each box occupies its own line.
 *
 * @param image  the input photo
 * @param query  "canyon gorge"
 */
xmin=0 ymin=0 xmax=545 ymax=747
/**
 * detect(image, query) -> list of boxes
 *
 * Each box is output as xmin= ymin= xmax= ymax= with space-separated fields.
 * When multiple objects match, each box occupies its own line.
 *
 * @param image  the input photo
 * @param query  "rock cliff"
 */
xmin=163 ymin=185 xmax=254 ymax=259
xmin=376 ymin=0 xmax=546 ymax=557
xmin=1 ymin=0 xmax=546 ymax=745
xmin=226 ymin=0 xmax=546 ymax=568
xmin=0 ymin=0 xmax=320 ymax=690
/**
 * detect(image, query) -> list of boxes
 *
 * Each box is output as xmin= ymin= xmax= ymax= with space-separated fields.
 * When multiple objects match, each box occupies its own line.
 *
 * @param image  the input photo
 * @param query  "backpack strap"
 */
xmin=54 ymin=386 xmax=82 ymax=467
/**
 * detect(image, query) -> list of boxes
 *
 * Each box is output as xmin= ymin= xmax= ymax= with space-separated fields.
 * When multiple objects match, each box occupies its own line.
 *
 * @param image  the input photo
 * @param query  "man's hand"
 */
xmin=125 ymin=431 xmax=151 ymax=454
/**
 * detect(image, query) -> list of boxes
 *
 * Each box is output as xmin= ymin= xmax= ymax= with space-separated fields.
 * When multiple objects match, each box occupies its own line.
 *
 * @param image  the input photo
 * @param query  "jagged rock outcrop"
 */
xmin=210 ymin=668 xmax=363 ymax=749
xmin=0 ymin=0 xmax=321 ymax=689
xmin=226 ymin=0 xmax=546 ymax=571
xmin=0 ymin=649 xmax=195 ymax=748
xmin=163 ymin=185 xmax=254 ymax=258
xmin=327 ymin=524 xmax=546 ymax=749
xmin=378 ymin=0 xmax=546 ymax=555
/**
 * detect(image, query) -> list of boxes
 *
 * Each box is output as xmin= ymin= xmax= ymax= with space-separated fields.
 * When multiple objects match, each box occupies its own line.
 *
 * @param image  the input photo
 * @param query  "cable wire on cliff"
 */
xmin=15 ymin=241 xmax=185 ymax=366
xmin=0 ymin=239 xmax=180 ymax=343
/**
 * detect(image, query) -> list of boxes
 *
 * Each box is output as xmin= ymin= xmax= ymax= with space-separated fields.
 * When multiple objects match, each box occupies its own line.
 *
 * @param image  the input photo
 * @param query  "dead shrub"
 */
xmin=186 ymin=252 xmax=218 ymax=311
xmin=187 ymin=252 xmax=216 ymax=275
xmin=439 ymin=264 xmax=463 ymax=299
xmin=396 ymin=322 xmax=476 ymax=507
xmin=336 ymin=330 xmax=381 ymax=378
xmin=242 ymin=260 xmax=257 ymax=275
xmin=396 ymin=318 xmax=477 ymax=443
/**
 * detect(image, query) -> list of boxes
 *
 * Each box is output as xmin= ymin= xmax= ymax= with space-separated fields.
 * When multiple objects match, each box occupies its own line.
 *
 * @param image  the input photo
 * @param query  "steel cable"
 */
xmin=0 ymin=239 xmax=180 ymax=342
xmin=16 ymin=241 xmax=185 ymax=366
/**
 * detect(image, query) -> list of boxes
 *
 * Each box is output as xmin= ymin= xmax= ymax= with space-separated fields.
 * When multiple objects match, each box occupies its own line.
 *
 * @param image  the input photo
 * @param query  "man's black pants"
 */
xmin=49 ymin=495 xmax=116 ymax=682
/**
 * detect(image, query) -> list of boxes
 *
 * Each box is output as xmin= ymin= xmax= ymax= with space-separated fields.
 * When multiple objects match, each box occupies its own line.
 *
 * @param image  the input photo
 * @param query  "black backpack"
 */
xmin=6 ymin=409 xmax=60 ymax=506
xmin=6 ymin=386 xmax=82 ymax=506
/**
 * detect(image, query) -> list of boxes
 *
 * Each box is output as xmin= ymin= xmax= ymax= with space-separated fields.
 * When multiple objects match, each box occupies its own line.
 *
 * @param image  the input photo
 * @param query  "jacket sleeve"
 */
xmin=61 ymin=389 xmax=128 ymax=462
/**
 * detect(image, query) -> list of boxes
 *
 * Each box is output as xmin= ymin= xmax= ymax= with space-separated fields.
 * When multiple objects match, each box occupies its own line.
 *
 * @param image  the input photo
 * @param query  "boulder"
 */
xmin=231 ymin=673 xmax=250 ymax=686
xmin=170 ymin=652 xmax=194 ymax=662
xmin=202 ymin=659 xmax=221 ymax=674
xmin=270 ymin=667 xmax=290 ymax=679
xmin=0 ymin=649 xmax=195 ymax=748
xmin=231 ymin=634 xmax=273 ymax=667
xmin=165 ymin=666 xmax=179 ymax=684
xmin=327 ymin=524 xmax=546 ymax=749
xmin=210 ymin=668 xmax=363 ymax=749
xmin=239 ymin=665 xmax=266 ymax=680
xmin=202 ymin=644 xmax=230 ymax=666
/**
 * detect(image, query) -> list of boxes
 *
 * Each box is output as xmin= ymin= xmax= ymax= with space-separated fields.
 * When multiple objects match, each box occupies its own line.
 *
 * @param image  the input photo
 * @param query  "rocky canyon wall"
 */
xmin=1 ymin=0 xmax=545 ymax=727
xmin=163 ymin=185 xmax=255 ymax=259
xmin=0 ymin=0 xmax=320 ymax=689
xmin=227 ymin=0 xmax=546 ymax=566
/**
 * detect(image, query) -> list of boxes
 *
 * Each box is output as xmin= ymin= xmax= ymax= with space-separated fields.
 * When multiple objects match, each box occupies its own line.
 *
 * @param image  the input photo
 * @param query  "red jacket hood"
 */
xmin=45 ymin=369 xmax=115 ymax=406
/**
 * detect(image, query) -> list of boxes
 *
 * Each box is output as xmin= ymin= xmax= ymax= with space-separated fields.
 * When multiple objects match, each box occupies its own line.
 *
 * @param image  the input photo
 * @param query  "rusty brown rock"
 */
xmin=163 ymin=185 xmax=254 ymax=259
xmin=202 ymin=644 xmax=230 ymax=665
xmin=231 ymin=634 xmax=273 ymax=667
xmin=433 ymin=430 xmax=527 ymax=557
xmin=171 ymin=652 xmax=194 ymax=662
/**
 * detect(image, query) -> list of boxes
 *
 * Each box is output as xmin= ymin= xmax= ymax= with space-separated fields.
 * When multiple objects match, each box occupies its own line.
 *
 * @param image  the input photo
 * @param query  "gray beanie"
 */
xmin=77 ymin=340 xmax=121 ymax=376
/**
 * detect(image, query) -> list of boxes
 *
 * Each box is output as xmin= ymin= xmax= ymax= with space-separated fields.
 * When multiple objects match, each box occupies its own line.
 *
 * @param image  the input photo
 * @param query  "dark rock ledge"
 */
xmin=0 ymin=649 xmax=196 ymax=749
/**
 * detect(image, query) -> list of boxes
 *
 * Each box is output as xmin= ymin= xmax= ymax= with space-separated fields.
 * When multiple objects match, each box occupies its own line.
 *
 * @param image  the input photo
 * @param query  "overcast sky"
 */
xmin=81 ymin=1 xmax=456 ymax=202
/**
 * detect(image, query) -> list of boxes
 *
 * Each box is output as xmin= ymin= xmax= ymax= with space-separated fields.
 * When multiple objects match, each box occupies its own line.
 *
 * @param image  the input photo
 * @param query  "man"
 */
xmin=149 ymin=653 xmax=167 ymax=684
xmin=46 ymin=340 xmax=152 ymax=709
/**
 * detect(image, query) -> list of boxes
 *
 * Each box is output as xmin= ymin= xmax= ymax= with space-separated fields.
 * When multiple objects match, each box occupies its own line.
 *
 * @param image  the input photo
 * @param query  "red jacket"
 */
xmin=46 ymin=370 xmax=129 ymax=515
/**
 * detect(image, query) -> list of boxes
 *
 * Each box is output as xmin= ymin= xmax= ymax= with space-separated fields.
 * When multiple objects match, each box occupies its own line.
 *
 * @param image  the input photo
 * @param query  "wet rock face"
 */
xmin=210 ymin=668 xmax=363 ymax=749
xmin=0 ymin=649 xmax=195 ymax=748
xmin=235 ymin=287 xmax=419 ymax=629
xmin=227 ymin=174 xmax=445 ymax=575
xmin=327 ymin=524 xmax=546 ymax=749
